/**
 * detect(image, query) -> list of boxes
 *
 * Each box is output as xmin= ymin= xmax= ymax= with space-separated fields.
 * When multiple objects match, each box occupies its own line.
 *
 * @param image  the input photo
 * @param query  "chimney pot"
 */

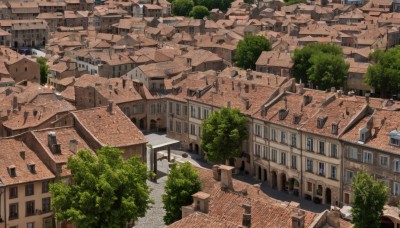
xmin=242 ymin=204 xmax=252 ymax=227
xmin=291 ymin=209 xmax=305 ymax=228
xmin=219 ymin=165 xmax=234 ymax=190
xmin=108 ymin=100 xmax=115 ymax=114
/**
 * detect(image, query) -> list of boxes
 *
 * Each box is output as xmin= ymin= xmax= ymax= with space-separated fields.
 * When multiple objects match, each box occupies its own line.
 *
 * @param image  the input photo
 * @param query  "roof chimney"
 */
xmin=192 ymin=192 xmax=210 ymax=213
xmin=212 ymin=165 xmax=221 ymax=181
xmin=48 ymin=131 xmax=57 ymax=148
xmin=365 ymin=93 xmax=370 ymax=105
xmin=108 ymin=100 xmax=115 ymax=114
xmin=219 ymin=165 xmax=234 ymax=190
xmin=12 ymin=95 xmax=18 ymax=110
xmin=242 ymin=204 xmax=251 ymax=228
xmin=291 ymin=209 xmax=305 ymax=228
xmin=122 ymin=79 xmax=126 ymax=89
xmin=23 ymin=111 xmax=29 ymax=124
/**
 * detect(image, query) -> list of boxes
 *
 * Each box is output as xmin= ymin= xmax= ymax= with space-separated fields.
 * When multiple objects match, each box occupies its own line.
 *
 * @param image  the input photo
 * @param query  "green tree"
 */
xmin=308 ymin=52 xmax=349 ymax=90
xmin=194 ymin=0 xmax=233 ymax=11
xmin=235 ymin=35 xmax=272 ymax=70
xmin=284 ymin=0 xmax=306 ymax=5
xmin=189 ymin=5 xmax=210 ymax=19
xmin=201 ymin=107 xmax=248 ymax=164
xmin=292 ymin=43 xmax=347 ymax=90
xmin=36 ymin=57 xmax=48 ymax=84
xmin=172 ymin=0 xmax=194 ymax=16
xmin=162 ymin=162 xmax=201 ymax=225
xmin=351 ymin=171 xmax=388 ymax=228
xmin=365 ymin=47 xmax=400 ymax=98
xmin=50 ymin=147 xmax=152 ymax=228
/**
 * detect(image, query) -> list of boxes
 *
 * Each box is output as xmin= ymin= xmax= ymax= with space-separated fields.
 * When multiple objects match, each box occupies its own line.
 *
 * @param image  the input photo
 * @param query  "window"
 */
xmin=280 ymin=152 xmax=286 ymax=165
xmin=363 ymin=151 xmax=373 ymax=164
xmin=394 ymin=182 xmax=400 ymax=196
xmin=271 ymin=128 xmax=277 ymax=141
xmin=157 ymin=103 xmax=162 ymax=113
xmin=150 ymin=104 xmax=155 ymax=114
xmin=9 ymin=186 xmax=18 ymax=199
xmin=9 ymin=203 xmax=18 ymax=219
xmin=175 ymin=103 xmax=180 ymax=115
xmin=26 ymin=200 xmax=35 ymax=216
xmin=394 ymin=160 xmax=400 ymax=172
xmin=291 ymin=155 xmax=297 ymax=169
xmin=197 ymin=107 xmax=201 ymax=119
xmin=291 ymin=133 xmax=296 ymax=147
xmin=183 ymin=105 xmax=188 ymax=116
xmin=262 ymin=146 xmax=268 ymax=160
xmin=330 ymin=144 xmax=338 ymax=158
xmin=25 ymin=183 xmax=34 ymax=196
xmin=169 ymin=119 xmax=173 ymax=131
xmin=307 ymin=182 xmax=312 ymax=192
xmin=306 ymin=159 xmax=313 ymax=172
xmin=42 ymin=181 xmax=50 ymax=193
xmin=380 ymin=155 xmax=389 ymax=167
xmin=331 ymin=165 xmax=337 ymax=180
xmin=281 ymin=131 xmax=287 ymax=144
xmin=271 ymin=149 xmax=277 ymax=162
xmin=263 ymin=126 xmax=268 ymax=139
xmin=169 ymin=102 xmax=173 ymax=113
xmin=175 ymin=121 xmax=181 ymax=133
xmin=27 ymin=223 xmax=34 ymax=228
xmin=255 ymin=124 xmax=262 ymax=137
xmin=254 ymin=144 xmax=261 ymax=157
xmin=319 ymin=141 xmax=325 ymax=155
xmin=318 ymin=162 xmax=325 ymax=176
xmin=203 ymin=109 xmax=209 ymax=120
xmin=349 ymin=147 xmax=358 ymax=160
xmin=184 ymin=123 xmax=188 ymax=133
xmin=42 ymin=197 xmax=51 ymax=213
xmin=198 ymin=126 xmax=202 ymax=137
xmin=346 ymin=170 xmax=354 ymax=183
xmin=190 ymin=124 xmax=196 ymax=136
xmin=306 ymin=138 xmax=313 ymax=151
xmin=190 ymin=105 xmax=196 ymax=118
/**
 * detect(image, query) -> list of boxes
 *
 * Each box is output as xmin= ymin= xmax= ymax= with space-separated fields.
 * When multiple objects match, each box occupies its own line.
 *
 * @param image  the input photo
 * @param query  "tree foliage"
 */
xmin=292 ymin=43 xmax=348 ymax=90
xmin=50 ymin=147 xmax=152 ymax=228
xmin=172 ymin=0 xmax=194 ymax=16
xmin=284 ymin=0 xmax=306 ymax=5
xmin=189 ymin=5 xmax=210 ymax=19
xmin=194 ymin=0 xmax=233 ymax=11
xmin=235 ymin=35 xmax=272 ymax=70
xmin=201 ymin=107 xmax=248 ymax=164
xmin=351 ymin=171 xmax=388 ymax=228
xmin=36 ymin=57 xmax=48 ymax=85
xmin=365 ymin=47 xmax=400 ymax=98
xmin=162 ymin=162 xmax=201 ymax=225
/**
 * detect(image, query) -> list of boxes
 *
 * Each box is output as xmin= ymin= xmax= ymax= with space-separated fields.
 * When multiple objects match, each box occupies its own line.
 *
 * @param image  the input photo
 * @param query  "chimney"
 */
xmin=192 ymin=192 xmax=210 ymax=213
xmin=12 ymin=95 xmax=18 ymax=110
xmin=246 ymin=69 xmax=252 ymax=80
xmin=365 ymin=93 xmax=370 ymax=105
xmin=212 ymin=165 xmax=221 ymax=181
xmin=69 ymin=139 xmax=78 ymax=153
xmin=219 ymin=165 xmax=234 ymax=190
xmin=108 ymin=100 xmax=115 ymax=114
xmin=122 ymin=79 xmax=126 ymax=89
xmin=20 ymin=151 xmax=26 ymax=160
xmin=187 ymin=58 xmax=192 ymax=66
xmin=291 ymin=209 xmax=305 ymax=228
xmin=297 ymin=83 xmax=304 ymax=94
xmin=330 ymin=87 xmax=336 ymax=92
xmin=23 ymin=111 xmax=29 ymax=123
xmin=242 ymin=204 xmax=251 ymax=228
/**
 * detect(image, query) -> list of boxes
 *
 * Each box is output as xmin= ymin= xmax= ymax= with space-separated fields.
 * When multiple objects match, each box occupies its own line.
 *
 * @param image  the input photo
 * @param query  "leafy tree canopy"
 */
xmin=36 ymin=57 xmax=48 ymax=85
xmin=292 ymin=43 xmax=348 ymax=90
xmin=365 ymin=46 xmax=400 ymax=98
xmin=162 ymin=162 xmax=201 ymax=225
xmin=201 ymin=107 xmax=248 ymax=164
xmin=284 ymin=0 xmax=306 ymax=5
xmin=194 ymin=0 xmax=233 ymax=11
xmin=189 ymin=5 xmax=210 ymax=19
xmin=235 ymin=35 xmax=272 ymax=70
xmin=50 ymin=147 xmax=152 ymax=228
xmin=172 ymin=0 xmax=194 ymax=16
xmin=351 ymin=171 xmax=388 ymax=228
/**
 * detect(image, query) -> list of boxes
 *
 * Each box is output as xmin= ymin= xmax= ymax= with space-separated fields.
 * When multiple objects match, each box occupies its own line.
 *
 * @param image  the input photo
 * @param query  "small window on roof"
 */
xmin=8 ymin=166 xmax=16 ymax=177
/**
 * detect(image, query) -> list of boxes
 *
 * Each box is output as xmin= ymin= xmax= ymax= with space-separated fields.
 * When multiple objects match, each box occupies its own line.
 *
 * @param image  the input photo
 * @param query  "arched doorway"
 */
xmin=150 ymin=119 xmax=157 ymax=131
xmin=195 ymin=144 xmax=199 ymax=154
xmin=380 ymin=216 xmax=394 ymax=228
xmin=326 ymin=188 xmax=332 ymax=205
xmin=271 ymin=171 xmax=277 ymax=189
xmin=139 ymin=118 xmax=146 ymax=130
xmin=263 ymin=169 xmax=267 ymax=181
xmin=189 ymin=143 xmax=193 ymax=152
xmin=280 ymin=173 xmax=287 ymax=192
xmin=258 ymin=166 xmax=262 ymax=180
xmin=131 ymin=118 xmax=136 ymax=125
xmin=288 ymin=178 xmax=300 ymax=196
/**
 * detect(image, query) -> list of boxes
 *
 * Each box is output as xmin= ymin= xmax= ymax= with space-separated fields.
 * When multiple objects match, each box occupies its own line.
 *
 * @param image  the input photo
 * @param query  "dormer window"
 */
xmin=8 ymin=165 xmax=16 ymax=177
xmin=359 ymin=127 xmax=369 ymax=143
xmin=317 ymin=116 xmax=328 ymax=129
xmin=388 ymin=130 xmax=400 ymax=147
xmin=293 ymin=114 xmax=301 ymax=124
xmin=278 ymin=109 xmax=288 ymax=120
xmin=28 ymin=163 xmax=36 ymax=173
xmin=332 ymin=123 xmax=338 ymax=135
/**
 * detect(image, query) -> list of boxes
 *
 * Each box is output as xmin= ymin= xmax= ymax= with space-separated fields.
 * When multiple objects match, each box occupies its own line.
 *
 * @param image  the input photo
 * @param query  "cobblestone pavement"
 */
xmin=135 ymin=150 xmax=328 ymax=227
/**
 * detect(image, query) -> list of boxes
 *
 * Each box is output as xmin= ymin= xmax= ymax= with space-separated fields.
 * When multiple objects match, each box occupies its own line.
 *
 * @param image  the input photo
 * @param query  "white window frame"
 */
xmin=363 ymin=151 xmax=373 ymax=164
